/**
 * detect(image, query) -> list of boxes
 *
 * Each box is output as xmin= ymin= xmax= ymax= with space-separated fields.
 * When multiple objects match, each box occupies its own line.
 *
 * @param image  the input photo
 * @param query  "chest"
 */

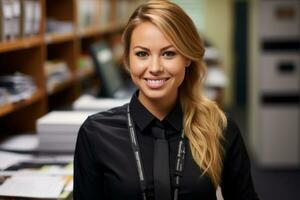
xmin=94 ymin=130 xmax=217 ymax=199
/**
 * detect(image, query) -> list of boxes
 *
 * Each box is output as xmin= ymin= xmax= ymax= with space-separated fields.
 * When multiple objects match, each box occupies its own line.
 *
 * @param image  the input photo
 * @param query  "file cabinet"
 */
xmin=250 ymin=0 xmax=300 ymax=168
xmin=260 ymin=52 xmax=300 ymax=93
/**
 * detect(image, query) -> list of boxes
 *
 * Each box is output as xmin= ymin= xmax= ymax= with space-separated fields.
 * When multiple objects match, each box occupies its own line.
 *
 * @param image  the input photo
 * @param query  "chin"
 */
xmin=140 ymin=87 xmax=174 ymax=101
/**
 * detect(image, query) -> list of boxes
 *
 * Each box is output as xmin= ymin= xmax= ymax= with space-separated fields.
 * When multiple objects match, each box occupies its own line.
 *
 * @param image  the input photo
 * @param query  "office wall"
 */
xmin=174 ymin=0 xmax=234 ymax=108
xmin=202 ymin=0 xmax=234 ymax=107
xmin=172 ymin=0 xmax=205 ymax=31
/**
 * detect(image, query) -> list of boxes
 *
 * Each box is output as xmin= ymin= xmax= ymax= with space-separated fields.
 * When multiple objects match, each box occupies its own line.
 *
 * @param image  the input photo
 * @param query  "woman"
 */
xmin=74 ymin=1 xmax=259 ymax=199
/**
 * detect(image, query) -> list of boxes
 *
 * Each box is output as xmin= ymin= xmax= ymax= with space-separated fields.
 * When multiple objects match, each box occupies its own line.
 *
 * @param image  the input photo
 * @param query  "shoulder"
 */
xmin=222 ymin=115 xmax=245 ymax=152
xmin=79 ymin=104 xmax=128 ymax=136
xmin=224 ymin=116 xmax=241 ymax=138
xmin=75 ymin=104 xmax=130 ymax=161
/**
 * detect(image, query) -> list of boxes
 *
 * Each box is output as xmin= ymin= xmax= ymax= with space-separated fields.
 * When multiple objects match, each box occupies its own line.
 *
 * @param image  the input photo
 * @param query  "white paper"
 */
xmin=37 ymin=111 xmax=95 ymax=126
xmin=0 ymin=134 xmax=38 ymax=152
xmin=73 ymin=94 xmax=130 ymax=111
xmin=64 ymin=179 xmax=73 ymax=192
xmin=0 ymin=169 xmax=72 ymax=177
xmin=0 ymin=151 xmax=32 ymax=170
xmin=0 ymin=176 xmax=65 ymax=198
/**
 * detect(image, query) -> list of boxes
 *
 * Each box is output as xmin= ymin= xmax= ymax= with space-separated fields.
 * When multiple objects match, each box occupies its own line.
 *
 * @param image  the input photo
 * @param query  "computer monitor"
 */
xmin=90 ymin=41 xmax=136 ymax=98
xmin=90 ymin=41 xmax=124 ymax=97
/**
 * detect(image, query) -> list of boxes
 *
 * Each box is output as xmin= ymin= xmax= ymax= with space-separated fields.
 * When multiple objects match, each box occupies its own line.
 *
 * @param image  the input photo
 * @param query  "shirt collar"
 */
xmin=129 ymin=90 xmax=183 ymax=132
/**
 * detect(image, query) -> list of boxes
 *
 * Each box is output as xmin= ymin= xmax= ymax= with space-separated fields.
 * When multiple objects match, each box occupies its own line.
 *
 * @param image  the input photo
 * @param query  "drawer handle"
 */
xmin=277 ymin=62 xmax=295 ymax=74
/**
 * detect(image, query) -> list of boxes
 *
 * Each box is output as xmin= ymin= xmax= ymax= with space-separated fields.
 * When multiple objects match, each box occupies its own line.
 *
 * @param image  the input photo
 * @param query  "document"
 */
xmin=0 ymin=176 xmax=66 ymax=198
xmin=0 ymin=151 xmax=32 ymax=170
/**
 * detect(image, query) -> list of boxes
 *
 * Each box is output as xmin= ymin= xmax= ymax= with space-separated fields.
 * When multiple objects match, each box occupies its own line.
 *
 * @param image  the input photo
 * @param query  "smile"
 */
xmin=144 ymin=78 xmax=170 ymax=88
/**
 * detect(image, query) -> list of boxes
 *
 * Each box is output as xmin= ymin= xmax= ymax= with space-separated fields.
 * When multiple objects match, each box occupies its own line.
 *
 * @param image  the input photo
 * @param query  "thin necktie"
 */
xmin=152 ymin=124 xmax=172 ymax=200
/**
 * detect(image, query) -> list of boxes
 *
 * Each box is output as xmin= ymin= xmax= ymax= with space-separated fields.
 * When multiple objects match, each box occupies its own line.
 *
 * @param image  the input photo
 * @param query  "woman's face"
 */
xmin=129 ymin=22 xmax=190 ymax=104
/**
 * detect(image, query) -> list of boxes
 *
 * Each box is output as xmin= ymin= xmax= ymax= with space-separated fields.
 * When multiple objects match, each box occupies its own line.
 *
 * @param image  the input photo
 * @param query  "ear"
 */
xmin=186 ymin=59 xmax=191 ymax=68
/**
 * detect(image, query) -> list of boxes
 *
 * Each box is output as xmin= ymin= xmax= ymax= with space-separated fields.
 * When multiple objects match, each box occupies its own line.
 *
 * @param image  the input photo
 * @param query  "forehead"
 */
xmin=130 ymin=22 xmax=172 ymax=48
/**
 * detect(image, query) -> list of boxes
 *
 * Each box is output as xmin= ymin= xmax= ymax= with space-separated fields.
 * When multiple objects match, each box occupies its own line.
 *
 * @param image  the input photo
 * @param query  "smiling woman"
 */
xmin=74 ymin=1 xmax=259 ymax=200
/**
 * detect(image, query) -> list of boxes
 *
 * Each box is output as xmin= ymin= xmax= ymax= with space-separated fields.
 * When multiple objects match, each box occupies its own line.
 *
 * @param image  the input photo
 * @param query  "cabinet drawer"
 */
xmin=259 ymin=0 xmax=300 ymax=39
xmin=260 ymin=106 xmax=300 ymax=167
xmin=260 ymin=52 xmax=300 ymax=93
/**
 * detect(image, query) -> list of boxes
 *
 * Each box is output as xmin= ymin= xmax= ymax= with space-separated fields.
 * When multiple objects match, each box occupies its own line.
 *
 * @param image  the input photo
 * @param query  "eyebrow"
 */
xmin=133 ymin=45 xmax=174 ymax=51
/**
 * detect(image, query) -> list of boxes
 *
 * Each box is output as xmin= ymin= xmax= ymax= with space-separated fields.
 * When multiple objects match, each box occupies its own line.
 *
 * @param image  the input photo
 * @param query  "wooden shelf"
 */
xmin=0 ymin=36 xmax=42 ymax=53
xmin=45 ymin=32 xmax=77 ymax=45
xmin=0 ymin=0 xmax=138 ymax=135
xmin=0 ymin=90 xmax=45 ymax=117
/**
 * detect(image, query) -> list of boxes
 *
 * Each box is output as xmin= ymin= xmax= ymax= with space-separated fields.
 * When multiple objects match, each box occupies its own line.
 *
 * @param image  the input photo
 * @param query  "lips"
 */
xmin=144 ymin=78 xmax=169 ymax=89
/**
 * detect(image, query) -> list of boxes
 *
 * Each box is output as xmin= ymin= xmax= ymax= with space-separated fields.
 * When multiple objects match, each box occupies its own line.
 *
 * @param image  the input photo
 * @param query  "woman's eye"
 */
xmin=135 ymin=51 xmax=148 ymax=57
xmin=162 ymin=51 xmax=176 ymax=58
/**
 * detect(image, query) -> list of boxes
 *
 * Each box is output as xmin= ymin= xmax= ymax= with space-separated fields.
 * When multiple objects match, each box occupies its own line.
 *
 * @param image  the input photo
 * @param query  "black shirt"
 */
xmin=74 ymin=92 xmax=259 ymax=200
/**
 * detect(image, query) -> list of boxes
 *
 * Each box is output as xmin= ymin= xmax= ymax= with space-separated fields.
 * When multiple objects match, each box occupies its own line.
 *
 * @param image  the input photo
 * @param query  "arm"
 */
xmin=220 ymin=118 xmax=259 ymax=200
xmin=73 ymin=119 xmax=106 ymax=199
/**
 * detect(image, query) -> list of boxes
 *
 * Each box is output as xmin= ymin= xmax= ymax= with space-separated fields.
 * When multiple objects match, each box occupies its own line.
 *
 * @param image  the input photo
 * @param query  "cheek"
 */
xmin=163 ymin=59 xmax=186 ymax=77
xmin=129 ymin=56 xmax=147 ymax=77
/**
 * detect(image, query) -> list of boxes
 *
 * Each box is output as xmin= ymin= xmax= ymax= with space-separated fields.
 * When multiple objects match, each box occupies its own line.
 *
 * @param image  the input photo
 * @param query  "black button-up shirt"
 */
xmin=74 ymin=92 xmax=259 ymax=199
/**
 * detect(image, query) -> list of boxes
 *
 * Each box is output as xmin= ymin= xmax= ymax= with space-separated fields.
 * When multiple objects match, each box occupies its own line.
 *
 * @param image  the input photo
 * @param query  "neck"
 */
xmin=138 ymin=91 xmax=178 ymax=121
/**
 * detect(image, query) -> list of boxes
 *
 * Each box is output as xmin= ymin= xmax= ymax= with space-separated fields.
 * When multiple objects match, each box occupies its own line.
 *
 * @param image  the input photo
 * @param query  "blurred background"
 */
xmin=0 ymin=0 xmax=299 ymax=199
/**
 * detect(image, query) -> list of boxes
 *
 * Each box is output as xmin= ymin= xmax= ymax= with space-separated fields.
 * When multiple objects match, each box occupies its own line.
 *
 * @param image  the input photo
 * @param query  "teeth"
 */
xmin=147 ymin=79 xmax=165 ymax=84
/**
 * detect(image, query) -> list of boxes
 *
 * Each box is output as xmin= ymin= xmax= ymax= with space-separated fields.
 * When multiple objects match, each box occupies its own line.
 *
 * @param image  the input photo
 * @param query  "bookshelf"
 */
xmin=0 ymin=0 xmax=141 ymax=137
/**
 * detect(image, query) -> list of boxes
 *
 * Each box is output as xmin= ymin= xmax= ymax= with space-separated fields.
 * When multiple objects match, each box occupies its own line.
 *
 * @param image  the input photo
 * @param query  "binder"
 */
xmin=0 ymin=0 xmax=4 ymax=40
xmin=32 ymin=0 xmax=41 ymax=35
xmin=0 ymin=0 xmax=13 ymax=41
xmin=11 ymin=0 xmax=21 ymax=38
xmin=20 ymin=0 xmax=34 ymax=37
xmin=99 ymin=0 xmax=110 ymax=27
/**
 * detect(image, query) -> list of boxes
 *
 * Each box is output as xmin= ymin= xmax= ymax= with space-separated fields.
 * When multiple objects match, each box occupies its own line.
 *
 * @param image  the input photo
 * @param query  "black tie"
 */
xmin=152 ymin=124 xmax=172 ymax=200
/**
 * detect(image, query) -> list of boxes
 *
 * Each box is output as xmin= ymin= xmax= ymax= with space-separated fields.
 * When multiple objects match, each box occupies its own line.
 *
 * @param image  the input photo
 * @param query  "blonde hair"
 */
xmin=122 ymin=0 xmax=227 ymax=187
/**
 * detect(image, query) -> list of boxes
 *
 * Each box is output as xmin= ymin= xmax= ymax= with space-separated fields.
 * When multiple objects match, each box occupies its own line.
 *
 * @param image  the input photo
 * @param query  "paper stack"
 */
xmin=72 ymin=94 xmax=130 ymax=111
xmin=37 ymin=111 xmax=95 ymax=152
xmin=0 ymin=154 xmax=73 ymax=199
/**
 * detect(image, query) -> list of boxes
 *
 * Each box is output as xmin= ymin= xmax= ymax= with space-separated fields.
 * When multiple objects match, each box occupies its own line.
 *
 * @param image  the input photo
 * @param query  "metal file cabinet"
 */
xmin=250 ymin=0 xmax=300 ymax=168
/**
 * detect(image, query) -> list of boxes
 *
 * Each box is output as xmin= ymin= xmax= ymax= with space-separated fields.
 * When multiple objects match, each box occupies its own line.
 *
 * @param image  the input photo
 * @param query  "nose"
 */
xmin=149 ymin=56 xmax=163 ymax=74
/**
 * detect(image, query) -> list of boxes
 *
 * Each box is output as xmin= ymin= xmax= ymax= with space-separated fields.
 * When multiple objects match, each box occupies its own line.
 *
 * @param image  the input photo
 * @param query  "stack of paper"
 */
xmin=0 ymin=72 xmax=37 ymax=104
xmin=0 ymin=151 xmax=33 ymax=170
xmin=0 ymin=133 xmax=38 ymax=152
xmin=0 ymin=159 xmax=73 ymax=199
xmin=37 ymin=111 xmax=95 ymax=152
xmin=0 ymin=176 xmax=66 ymax=199
xmin=44 ymin=60 xmax=72 ymax=94
xmin=72 ymin=94 xmax=130 ymax=111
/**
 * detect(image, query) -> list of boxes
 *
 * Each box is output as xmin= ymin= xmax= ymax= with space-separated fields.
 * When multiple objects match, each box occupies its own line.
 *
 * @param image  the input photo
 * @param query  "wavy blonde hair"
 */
xmin=122 ymin=0 xmax=227 ymax=187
